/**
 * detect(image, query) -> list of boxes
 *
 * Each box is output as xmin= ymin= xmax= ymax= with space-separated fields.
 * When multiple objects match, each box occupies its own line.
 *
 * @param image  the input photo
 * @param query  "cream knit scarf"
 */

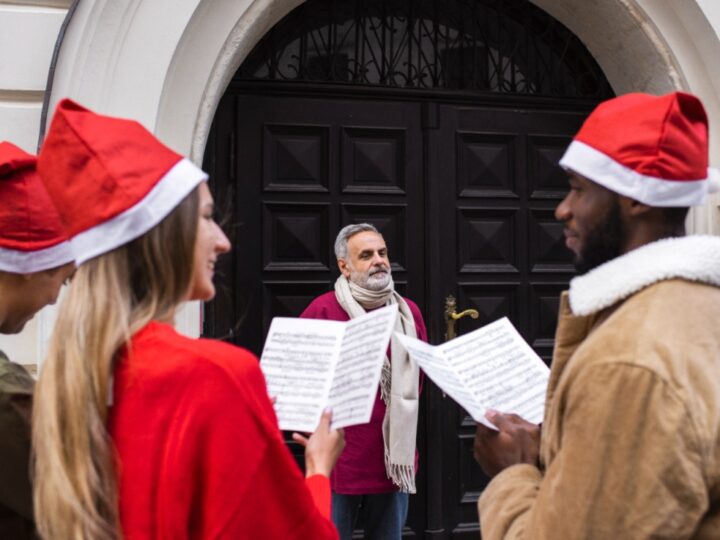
xmin=335 ymin=275 xmax=418 ymax=493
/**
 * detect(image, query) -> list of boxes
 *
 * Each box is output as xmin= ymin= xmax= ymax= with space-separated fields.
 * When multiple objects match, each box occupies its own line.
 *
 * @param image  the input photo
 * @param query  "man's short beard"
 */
xmin=349 ymin=266 xmax=392 ymax=291
xmin=574 ymin=197 xmax=625 ymax=274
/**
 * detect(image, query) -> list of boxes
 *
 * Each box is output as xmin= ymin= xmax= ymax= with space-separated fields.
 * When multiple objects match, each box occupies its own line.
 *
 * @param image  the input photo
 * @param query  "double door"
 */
xmin=203 ymin=89 xmax=587 ymax=537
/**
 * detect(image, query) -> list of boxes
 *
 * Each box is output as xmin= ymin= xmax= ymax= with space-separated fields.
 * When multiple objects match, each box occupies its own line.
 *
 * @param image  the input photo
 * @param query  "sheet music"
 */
xmin=261 ymin=318 xmax=343 ymax=432
xmin=261 ymin=305 xmax=399 ymax=432
xmin=393 ymin=335 xmax=485 ymax=421
xmin=396 ymin=317 xmax=549 ymax=429
xmin=329 ymin=306 xmax=398 ymax=429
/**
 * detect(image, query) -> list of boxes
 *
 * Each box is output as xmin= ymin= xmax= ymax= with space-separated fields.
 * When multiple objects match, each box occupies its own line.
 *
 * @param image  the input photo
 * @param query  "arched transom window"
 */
xmin=237 ymin=0 xmax=613 ymax=98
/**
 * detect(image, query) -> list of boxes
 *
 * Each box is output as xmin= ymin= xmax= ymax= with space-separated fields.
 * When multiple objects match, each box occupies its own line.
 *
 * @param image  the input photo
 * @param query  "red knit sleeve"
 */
xmin=165 ymin=348 xmax=338 ymax=540
xmin=231 ymin=356 xmax=338 ymax=538
xmin=236 ymin=434 xmax=339 ymax=539
xmin=305 ymin=474 xmax=332 ymax=519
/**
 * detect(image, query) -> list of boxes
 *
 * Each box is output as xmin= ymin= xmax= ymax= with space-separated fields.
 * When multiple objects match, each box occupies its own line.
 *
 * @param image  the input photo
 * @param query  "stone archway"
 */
xmin=41 ymin=0 xmax=690 ymax=148
xmin=154 ymin=0 xmax=696 ymax=162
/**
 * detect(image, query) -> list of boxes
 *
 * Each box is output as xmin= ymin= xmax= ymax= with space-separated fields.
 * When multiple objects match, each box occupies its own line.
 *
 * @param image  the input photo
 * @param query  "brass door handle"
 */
xmin=444 ymin=295 xmax=479 ymax=341
xmin=440 ymin=295 xmax=479 ymax=399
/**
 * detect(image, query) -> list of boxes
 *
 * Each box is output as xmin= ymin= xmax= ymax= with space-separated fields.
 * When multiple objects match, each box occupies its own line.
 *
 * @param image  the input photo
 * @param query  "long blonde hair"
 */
xmin=32 ymin=188 xmax=199 ymax=540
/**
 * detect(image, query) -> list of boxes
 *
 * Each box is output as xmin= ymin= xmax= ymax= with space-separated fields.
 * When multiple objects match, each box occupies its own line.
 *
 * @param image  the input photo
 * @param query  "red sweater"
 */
xmin=108 ymin=321 xmax=337 ymax=539
xmin=300 ymin=292 xmax=427 ymax=494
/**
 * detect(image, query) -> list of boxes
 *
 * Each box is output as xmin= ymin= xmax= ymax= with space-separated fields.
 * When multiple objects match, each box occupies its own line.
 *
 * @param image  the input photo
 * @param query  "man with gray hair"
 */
xmin=301 ymin=223 xmax=427 ymax=539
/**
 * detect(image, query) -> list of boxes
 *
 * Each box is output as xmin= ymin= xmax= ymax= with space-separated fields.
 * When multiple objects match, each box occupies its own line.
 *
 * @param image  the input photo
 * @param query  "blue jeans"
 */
xmin=331 ymin=491 xmax=409 ymax=540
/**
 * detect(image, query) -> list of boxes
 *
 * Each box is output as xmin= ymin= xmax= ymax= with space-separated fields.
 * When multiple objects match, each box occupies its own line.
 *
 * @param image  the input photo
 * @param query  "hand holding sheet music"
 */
xmin=395 ymin=317 xmax=549 ymax=429
xmin=260 ymin=304 xmax=398 ymax=432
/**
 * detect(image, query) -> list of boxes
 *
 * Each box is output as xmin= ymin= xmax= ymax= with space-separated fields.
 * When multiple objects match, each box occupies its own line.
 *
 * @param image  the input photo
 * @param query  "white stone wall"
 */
xmin=0 ymin=0 xmax=70 ymax=365
xmin=634 ymin=0 xmax=720 ymax=235
xmin=5 ymin=0 xmax=720 ymax=364
xmin=0 ymin=1 xmax=69 ymax=152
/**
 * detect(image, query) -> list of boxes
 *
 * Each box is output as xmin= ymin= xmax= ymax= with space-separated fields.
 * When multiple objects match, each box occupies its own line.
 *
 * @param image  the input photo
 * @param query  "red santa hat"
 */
xmin=0 ymin=142 xmax=74 ymax=274
xmin=37 ymin=99 xmax=207 ymax=265
xmin=559 ymin=91 xmax=719 ymax=207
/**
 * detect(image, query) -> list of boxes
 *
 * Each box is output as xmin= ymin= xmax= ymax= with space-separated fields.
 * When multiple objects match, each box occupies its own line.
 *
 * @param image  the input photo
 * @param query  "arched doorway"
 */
xmin=203 ymin=0 xmax=612 ymax=536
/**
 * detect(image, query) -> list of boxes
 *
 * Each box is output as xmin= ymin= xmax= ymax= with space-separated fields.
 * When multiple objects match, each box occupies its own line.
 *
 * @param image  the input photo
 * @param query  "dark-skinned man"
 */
xmin=474 ymin=91 xmax=720 ymax=539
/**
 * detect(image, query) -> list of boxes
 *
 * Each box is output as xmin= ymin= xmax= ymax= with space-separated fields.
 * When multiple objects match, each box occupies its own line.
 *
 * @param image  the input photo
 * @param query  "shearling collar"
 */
xmin=569 ymin=235 xmax=720 ymax=316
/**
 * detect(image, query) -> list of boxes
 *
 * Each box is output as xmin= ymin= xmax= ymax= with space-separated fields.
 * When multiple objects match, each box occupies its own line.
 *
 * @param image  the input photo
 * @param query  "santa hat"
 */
xmin=37 ymin=99 xmax=207 ymax=265
xmin=559 ymin=91 xmax=720 ymax=207
xmin=0 ymin=142 xmax=74 ymax=273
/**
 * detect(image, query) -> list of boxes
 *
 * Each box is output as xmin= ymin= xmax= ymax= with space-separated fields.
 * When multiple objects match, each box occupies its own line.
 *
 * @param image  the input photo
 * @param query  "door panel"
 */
xmin=206 ymin=93 xmax=428 ymax=536
xmin=425 ymin=104 xmax=584 ymax=536
xmin=207 ymin=94 xmax=425 ymax=352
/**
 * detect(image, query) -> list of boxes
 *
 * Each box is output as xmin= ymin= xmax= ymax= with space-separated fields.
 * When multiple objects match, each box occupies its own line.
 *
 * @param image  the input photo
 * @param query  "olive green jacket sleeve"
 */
xmin=478 ymin=361 xmax=707 ymax=540
xmin=0 ymin=350 xmax=36 ymax=538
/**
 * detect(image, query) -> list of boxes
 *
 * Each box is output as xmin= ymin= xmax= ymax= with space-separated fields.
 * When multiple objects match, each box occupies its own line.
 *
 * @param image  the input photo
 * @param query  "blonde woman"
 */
xmin=33 ymin=99 xmax=344 ymax=540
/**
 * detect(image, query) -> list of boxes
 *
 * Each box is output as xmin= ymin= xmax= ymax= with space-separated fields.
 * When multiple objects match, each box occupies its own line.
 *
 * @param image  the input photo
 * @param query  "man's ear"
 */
xmin=619 ymin=195 xmax=652 ymax=218
xmin=338 ymin=258 xmax=351 ymax=278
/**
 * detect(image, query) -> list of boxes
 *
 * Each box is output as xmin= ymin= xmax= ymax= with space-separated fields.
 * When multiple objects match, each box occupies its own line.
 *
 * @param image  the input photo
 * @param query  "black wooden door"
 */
xmin=204 ymin=89 xmax=592 ymax=538
xmin=204 ymin=91 xmax=431 ymax=536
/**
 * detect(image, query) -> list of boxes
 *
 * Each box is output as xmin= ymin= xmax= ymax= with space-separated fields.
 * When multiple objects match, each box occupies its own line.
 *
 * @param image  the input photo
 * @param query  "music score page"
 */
xmin=261 ymin=304 xmax=398 ymax=432
xmin=395 ymin=317 xmax=549 ymax=429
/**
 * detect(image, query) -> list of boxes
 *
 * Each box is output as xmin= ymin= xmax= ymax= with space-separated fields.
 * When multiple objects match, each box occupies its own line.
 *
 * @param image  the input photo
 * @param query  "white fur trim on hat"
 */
xmin=0 ymin=240 xmax=74 ymax=274
xmin=71 ymin=158 xmax=207 ymax=265
xmin=560 ymin=140 xmax=712 ymax=207
xmin=708 ymin=168 xmax=720 ymax=194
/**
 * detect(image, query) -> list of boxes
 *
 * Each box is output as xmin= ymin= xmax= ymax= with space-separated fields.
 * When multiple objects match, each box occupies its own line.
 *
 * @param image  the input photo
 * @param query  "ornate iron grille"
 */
xmin=235 ymin=0 xmax=613 ymax=98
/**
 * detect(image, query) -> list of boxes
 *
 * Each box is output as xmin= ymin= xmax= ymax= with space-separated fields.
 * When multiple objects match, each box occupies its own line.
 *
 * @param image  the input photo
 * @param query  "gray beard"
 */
xmin=350 ymin=268 xmax=392 ymax=291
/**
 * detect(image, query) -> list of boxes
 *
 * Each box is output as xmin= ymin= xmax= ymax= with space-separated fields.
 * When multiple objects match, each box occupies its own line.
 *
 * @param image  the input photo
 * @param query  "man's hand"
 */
xmin=473 ymin=409 xmax=541 ymax=478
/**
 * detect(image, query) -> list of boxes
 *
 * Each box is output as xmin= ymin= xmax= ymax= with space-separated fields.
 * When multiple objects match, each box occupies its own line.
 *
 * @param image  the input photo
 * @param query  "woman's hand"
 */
xmin=292 ymin=408 xmax=345 ymax=477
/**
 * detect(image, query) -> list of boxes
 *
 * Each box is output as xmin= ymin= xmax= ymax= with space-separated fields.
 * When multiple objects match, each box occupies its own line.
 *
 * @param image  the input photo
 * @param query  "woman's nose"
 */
xmin=215 ymin=225 xmax=231 ymax=253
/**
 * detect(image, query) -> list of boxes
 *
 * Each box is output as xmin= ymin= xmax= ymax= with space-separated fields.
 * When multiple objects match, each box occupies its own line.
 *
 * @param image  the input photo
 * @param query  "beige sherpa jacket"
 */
xmin=479 ymin=236 xmax=720 ymax=539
